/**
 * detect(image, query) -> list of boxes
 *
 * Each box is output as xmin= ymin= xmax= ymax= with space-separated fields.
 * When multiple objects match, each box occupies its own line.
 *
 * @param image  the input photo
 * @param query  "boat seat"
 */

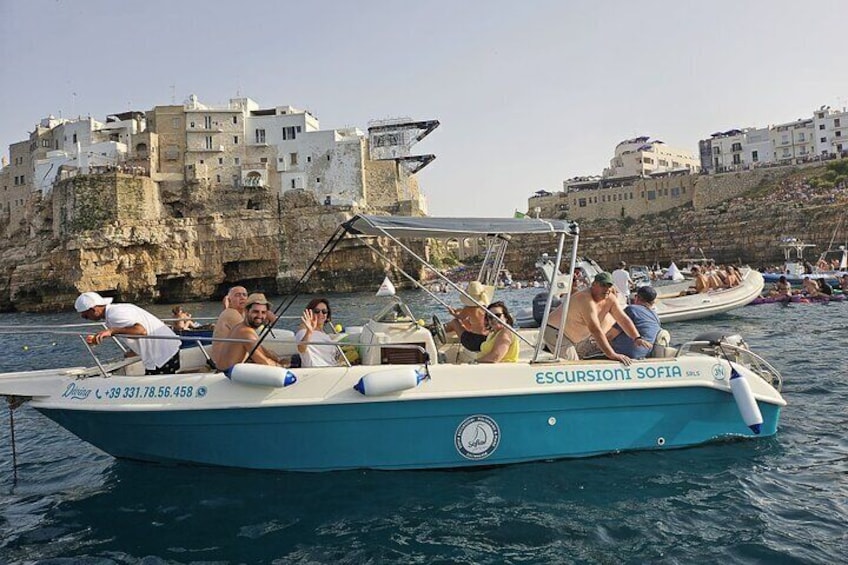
xmin=648 ymin=329 xmax=678 ymax=358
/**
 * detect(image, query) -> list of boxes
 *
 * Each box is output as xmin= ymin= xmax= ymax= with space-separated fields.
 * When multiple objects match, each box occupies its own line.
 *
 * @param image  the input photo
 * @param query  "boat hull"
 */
xmin=653 ymin=270 xmax=765 ymax=322
xmin=36 ymin=384 xmax=780 ymax=471
xmin=762 ymin=272 xmax=846 ymax=287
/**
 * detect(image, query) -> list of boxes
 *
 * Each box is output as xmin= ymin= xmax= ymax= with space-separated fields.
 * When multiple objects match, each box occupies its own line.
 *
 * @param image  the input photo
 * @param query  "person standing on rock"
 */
xmin=75 ymin=291 xmax=181 ymax=374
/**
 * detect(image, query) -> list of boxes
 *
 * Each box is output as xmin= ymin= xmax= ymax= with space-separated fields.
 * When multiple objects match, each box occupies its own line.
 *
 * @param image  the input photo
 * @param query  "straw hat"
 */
xmin=246 ymin=293 xmax=271 ymax=308
xmin=460 ymin=281 xmax=492 ymax=307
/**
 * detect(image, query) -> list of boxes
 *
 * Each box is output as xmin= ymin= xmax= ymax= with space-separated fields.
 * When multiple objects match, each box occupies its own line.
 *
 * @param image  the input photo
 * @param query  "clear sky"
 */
xmin=2 ymin=0 xmax=847 ymax=217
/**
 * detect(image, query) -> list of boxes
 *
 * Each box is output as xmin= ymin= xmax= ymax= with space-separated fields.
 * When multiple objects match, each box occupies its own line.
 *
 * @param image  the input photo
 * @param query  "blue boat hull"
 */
xmin=38 ymin=387 xmax=781 ymax=471
xmin=762 ymin=272 xmax=843 ymax=287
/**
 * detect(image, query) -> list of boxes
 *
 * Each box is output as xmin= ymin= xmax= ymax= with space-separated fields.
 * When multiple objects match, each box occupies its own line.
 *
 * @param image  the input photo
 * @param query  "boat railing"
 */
xmin=677 ymin=340 xmax=783 ymax=391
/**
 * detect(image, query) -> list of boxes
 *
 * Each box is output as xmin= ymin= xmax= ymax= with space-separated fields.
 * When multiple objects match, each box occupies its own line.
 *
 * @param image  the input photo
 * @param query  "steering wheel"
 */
xmin=431 ymin=314 xmax=447 ymax=345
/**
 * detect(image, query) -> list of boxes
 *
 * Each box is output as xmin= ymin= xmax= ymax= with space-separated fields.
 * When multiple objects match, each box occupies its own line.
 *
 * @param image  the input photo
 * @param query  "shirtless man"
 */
xmin=682 ymin=265 xmax=710 ymax=295
xmin=543 ymin=272 xmax=650 ymax=365
xmin=211 ymin=286 xmax=249 ymax=367
xmin=214 ymin=293 xmax=287 ymax=371
xmin=802 ymin=276 xmax=821 ymax=297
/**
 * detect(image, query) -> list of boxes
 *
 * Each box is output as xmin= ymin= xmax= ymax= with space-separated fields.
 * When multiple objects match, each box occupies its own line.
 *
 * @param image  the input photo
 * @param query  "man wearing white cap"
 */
xmin=75 ymin=291 xmax=181 ymax=374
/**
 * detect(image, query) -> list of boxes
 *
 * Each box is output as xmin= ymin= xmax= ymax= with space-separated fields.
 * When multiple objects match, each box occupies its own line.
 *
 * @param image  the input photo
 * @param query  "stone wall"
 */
xmin=692 ymin=168 xmax=783 ymax=210
xmin=505 ymin=199 xmax=845 ymax=280
xmin=52 ymin=173 xmax=160 ymax=237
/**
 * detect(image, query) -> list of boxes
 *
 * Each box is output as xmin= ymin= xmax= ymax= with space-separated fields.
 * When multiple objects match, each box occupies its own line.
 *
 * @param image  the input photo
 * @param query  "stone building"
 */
xmin=0 ymin=94 xmax=439 ymax=236
xmin=543 ymin=135 xmax=698 ymax=221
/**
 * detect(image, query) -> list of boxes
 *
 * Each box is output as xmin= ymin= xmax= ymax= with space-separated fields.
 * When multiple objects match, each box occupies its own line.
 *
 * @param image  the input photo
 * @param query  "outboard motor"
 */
xmin=689 ymin=331 xmax=749 ymax=358
xmin=532 ymin=292 xmax=562 ymax=325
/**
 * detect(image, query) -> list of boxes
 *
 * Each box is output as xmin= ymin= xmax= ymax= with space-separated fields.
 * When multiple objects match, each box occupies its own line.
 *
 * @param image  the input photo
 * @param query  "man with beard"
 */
xmin=214 ymin=293 xmax=287 ymax=371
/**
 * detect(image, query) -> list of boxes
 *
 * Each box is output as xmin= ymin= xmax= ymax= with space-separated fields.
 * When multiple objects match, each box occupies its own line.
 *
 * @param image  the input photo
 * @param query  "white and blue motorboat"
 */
xmin=762 ymin=237 xmax=848 ymax=287
xmin=0 ymin=215 xmax=786 ymax=472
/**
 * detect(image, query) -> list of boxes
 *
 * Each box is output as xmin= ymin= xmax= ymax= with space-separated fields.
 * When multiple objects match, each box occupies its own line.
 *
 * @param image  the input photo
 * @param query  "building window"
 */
xmin=578 ymin=198 xmax=587 ymax=208
xmin=297 ymin=126 xmax=302 ymax=133
xmin=216 ymin=174 xmax=221 ymax=182
xmin=821 ymin=137 xmax=827 ymax=143
xmin=205 ymin=136 xmax=213 ymax=150
xmin=307 ymin=156 xmax=312 ymax=163
xmin=205 ymin=116 xmax=212 ymax=129
xmin=835 ymin=118 xmax=841 ymax=127
xmin=233 ymin=136 xmax=239 ymax=144
xmin=260 ymin=157 xmax=268 ymax=163
xmin=72 ymin=133 xmax=78 ymax=143
xmin=290 ymin=152 xmax=298 ymax=165
xmin=836 ymin=131 xmax=842 ymax=137
xmin=218 ymin=158 xmax=224 ymax=165
xmin=233 ymin=116 xmax=238 ymax=124
xmin=752 ymin=151 xmax=759 ymax=162
xmin=282 ymin=126 xmax=297 ymax=140
xmin=234 ymin=157 xmax=240 ymax=165
xmin=819 ymin=124 xmax=826 ymax=130
xmin=255 ymin=129 xmax=266 ymax=143
xmin=647 ymin=191 xmax=656 ymax=200
xmin=291 ymin=179 xmax=296 ymax=189
xmin=316 ymin=177 xmax=321 ymax=183
xmin=731 ymin=142 xmax=742 ymax=152
xmin=190 ymin=121 xmax=195 ymax=128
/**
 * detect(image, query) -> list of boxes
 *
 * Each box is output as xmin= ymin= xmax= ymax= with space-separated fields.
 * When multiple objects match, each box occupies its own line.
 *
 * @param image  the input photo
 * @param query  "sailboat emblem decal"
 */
xmin=455 ymin=415 xmax=500 ymax=460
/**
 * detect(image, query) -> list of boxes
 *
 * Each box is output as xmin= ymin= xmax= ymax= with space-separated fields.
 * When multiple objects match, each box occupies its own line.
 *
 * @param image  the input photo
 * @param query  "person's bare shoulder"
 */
xmin=217 ymin=308 xmax=242 ymax=326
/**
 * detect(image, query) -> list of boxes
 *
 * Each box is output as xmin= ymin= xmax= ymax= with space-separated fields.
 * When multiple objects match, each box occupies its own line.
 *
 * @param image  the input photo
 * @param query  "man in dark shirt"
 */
xmin=607 ymin=286 xmax=663 ymax=359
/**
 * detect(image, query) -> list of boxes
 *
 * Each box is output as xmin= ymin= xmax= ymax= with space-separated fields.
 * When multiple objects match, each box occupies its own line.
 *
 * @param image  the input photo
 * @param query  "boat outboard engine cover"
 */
xmin=690 ymin=331 xmax=748 ymax=356
xmin=532 ymin=292 xmax=562 ymax=325
xmin=693 ymin=331 xmax=745 ymax=347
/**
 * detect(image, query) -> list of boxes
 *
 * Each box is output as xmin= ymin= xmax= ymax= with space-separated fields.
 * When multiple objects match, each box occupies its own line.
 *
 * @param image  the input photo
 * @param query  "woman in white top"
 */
xmin=295 ymin=298 xmax=339 ymax=367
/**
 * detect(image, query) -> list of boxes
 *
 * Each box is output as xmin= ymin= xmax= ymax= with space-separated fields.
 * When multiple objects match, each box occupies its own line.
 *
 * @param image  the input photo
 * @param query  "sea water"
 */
xmin=0 ymin=290 xmax=846 ymax=563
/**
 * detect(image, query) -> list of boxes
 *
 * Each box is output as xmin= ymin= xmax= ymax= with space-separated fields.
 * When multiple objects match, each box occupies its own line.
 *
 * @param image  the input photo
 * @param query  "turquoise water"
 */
xmin=1 ymin=291 xmax=846 ymax=563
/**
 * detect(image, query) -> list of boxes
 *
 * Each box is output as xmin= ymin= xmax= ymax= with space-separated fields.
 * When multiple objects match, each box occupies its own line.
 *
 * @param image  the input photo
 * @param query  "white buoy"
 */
xmin=729 ymin=367 xmax=763 ymax=434
xmin=376 ymin=276 xmax=396 ymax=297
xmin=353 ymin=367 xmax=427 ymax=396
xmin=226 ymin=364 xmax=297 ymax=388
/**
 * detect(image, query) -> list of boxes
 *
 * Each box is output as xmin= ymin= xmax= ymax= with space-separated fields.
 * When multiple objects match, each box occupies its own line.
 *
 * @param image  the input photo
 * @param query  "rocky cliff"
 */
xmin=506 ymin=165 xmax=847 ymax=277
xmin=0 ymin=165 xmax=844 ymax=312
xmin=0 ymin=173 xmax=427 ymax=312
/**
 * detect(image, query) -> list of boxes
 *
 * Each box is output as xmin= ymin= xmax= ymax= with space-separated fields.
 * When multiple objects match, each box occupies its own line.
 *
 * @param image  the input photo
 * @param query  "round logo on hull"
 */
xmin=455 ymin=415 xmax=500 ymax=460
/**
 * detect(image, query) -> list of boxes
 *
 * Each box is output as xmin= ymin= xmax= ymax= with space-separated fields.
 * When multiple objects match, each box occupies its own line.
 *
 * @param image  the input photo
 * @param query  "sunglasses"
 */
xmin=312 ymin=308 xmax=329 ymax=314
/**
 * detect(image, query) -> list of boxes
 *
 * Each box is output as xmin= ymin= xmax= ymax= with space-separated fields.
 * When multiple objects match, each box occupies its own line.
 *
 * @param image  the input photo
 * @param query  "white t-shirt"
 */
xmin=105 ymin=303 xmax=180 ymax=370
xmin=611 ymin=268 xmax=632 ymax=297
xmin=295 ymin=328 xmax=339 ymax=367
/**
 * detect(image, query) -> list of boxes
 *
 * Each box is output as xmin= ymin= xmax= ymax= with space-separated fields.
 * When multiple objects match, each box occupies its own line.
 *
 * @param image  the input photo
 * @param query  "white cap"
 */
xmin=74 ymin=292 xmax=113 ymax=312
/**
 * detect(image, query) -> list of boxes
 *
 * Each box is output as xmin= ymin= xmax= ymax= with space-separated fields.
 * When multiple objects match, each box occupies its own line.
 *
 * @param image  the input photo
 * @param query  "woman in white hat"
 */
xmin=444 ymin=281 xmax=491 ymax=352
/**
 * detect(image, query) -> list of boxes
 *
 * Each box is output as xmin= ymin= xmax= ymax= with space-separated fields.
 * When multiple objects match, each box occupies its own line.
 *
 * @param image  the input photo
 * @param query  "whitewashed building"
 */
xmin=602 ymin=137 xmax=698 ymax=179
xmin=699 ymin=104 xmax=848 ymax=172
xmin=813 ymin=106 xmax=848 ymax=156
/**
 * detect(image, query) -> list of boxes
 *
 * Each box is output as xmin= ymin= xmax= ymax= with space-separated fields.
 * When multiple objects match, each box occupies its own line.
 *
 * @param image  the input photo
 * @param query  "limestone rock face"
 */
xmin=0 ymin=174 xmax=425 ymax=312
